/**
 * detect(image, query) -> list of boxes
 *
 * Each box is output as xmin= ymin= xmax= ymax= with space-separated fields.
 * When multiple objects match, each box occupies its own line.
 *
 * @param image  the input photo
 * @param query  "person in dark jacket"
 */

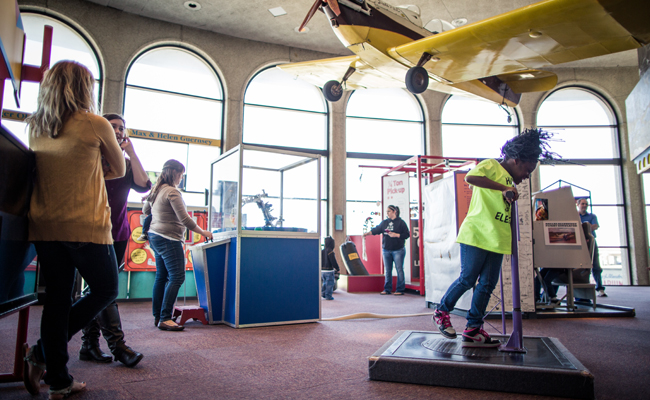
xmin=321 ymin=236 xmax=340 ymax=300
xmin=363 ymin=205 xmax=410 ymax=295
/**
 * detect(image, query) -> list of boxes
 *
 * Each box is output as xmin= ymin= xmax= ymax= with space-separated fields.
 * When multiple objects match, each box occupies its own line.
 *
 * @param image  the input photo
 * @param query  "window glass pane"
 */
xmin=126 ymin=138 xmax=188 ymax=203
xmin=347 ymin=118 xmax=422 ymax=155
xmin=127 ymin=48 xmax=221 ymax=99
xmin=2 ymin=14 xmax=101 ymax=145
xmin=643 ymin=174 xmax=650 ymax=204
xmin=246 ymin=68 xmax=325 ymax=112
xmin=347 ymin=158 xmax=399 ymax=202
xmin=243 ymin=106 xmax=326 ymax=150
xmin=442 ymin=124 xmax=517 ymax=158
xmin=124 ymin=47 xmax=224 ymax=206
xmin=346 ymin=201 xmax=382 ymax=236
xmin=537 ymin=88 xmax=615 ymax=126
xmin=186 ymin=145 xmax=221 ymax=193
xmin=124 ymin=87 xmax=222 ymax=139
xmin=589 ymin=206 xmax=625 ymax=247
xmin=599 ymin=247 xmax=629 ymax=285
xmin=22 ymin=14 xmax=100 ymax=78
xmin=347 ymin=89 xmax=422 ymax=121
xmin=442 ymin=96 xmax=517 ymax=125
xmin=539 ymin=165 xmax=622 ymax=205
xmin=539 ymin=127 xmax=618 ymax=159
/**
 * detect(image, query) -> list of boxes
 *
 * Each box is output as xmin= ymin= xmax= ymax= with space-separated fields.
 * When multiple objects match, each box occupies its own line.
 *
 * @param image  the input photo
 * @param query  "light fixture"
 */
xmin=183 ymin=1 xmax=201 ymax=10
xmin=269 ymin=7 xmax=287 ymax=17
xmin=529 ymin=30 xmax=543 ymax=38
xmin=451 ymin=18 xmax=467 ymax=27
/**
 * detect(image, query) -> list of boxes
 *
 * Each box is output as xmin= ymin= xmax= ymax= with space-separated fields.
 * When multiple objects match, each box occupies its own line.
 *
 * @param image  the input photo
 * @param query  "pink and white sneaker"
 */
xmin=433 ymin=310 xmax=457 ymax=339
xmin=461 ymin=327 xmax=501 ymax=348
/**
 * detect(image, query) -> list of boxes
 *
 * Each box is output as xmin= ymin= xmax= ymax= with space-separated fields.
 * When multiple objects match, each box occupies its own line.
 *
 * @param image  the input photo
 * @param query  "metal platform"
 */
xmin=369 ymin=330 xmax=594 ymax=399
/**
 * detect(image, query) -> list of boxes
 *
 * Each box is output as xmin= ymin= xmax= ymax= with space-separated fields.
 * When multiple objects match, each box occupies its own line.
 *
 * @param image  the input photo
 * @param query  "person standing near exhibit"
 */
xmin=577 ymin=198 xmax=606 ymax=297
xmin=363 ymin=205 xmax=410 ymax=295
xmin=432 ymin=128 xmax=558 ymax=348
xmin=78 ymin=114 xmax=149 ymax=367
xmin=321 ymin=236 xmax=340 ymax=300
xmin=144 ymin=159 xmax=213 ymax=331
xmin=23 ymin=61 xmax=125 ymax=398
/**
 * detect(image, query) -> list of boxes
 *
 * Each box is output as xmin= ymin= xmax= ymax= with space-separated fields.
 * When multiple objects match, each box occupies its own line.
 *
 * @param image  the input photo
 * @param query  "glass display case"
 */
xmin=192 ymin=145 xmax=321 ymax=328
xmin=210 ymin=145 xmax=321 ymax=235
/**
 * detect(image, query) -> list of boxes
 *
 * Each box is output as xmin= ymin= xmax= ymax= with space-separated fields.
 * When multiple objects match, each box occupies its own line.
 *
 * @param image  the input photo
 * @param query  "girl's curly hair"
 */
xmin=501 ymin=128 xmax=561 ymax=163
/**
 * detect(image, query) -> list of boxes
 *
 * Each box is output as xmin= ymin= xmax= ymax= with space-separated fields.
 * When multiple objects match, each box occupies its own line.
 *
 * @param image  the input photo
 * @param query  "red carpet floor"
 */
xmin=1 ymin=286 xmax=648 ymax=399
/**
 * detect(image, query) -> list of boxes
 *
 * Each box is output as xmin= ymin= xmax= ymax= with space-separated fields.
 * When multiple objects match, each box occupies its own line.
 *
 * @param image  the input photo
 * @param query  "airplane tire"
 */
xmin=323 ymin=80 xmax=343 ymax=102
xmin=405 ymin=66 xmax=429 ymax=94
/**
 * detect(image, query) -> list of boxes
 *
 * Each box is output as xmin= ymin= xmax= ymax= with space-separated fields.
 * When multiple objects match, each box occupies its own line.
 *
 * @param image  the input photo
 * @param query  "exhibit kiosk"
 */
xmin=190 ymin=145 xmax=321 ymax=328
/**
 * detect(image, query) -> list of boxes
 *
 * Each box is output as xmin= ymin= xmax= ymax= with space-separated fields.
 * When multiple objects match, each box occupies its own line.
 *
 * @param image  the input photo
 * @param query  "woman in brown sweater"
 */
xmin=23 ymin=61 xmax=125 ymax=400
xmin=143 ymin=159 xmax=212 ymax=331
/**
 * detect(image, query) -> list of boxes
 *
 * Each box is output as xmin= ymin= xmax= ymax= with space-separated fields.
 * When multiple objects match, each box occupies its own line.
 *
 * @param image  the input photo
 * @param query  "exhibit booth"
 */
xmin=190 ymin=145 xmax=321 ymax=328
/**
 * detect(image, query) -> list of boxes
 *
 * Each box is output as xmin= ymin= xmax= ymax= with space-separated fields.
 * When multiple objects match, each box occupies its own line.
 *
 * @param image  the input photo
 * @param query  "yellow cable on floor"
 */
xmin=321 ymin=312 xmax=434 ymax=321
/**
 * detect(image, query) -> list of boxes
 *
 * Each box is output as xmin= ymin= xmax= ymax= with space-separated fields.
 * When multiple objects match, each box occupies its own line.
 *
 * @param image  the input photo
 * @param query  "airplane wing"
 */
xmin=277 ymin=55 xmax=406 ymax=90
xmin=388 ymin=0 xmax=649 ymax=87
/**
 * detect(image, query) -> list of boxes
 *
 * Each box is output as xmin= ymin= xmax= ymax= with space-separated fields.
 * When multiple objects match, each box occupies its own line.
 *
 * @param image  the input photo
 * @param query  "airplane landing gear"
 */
xmin=405 ymin=53 xmax=433 ymax=94
xmin=322 ymin=65 xmax=356 ymax=102
xmin=323 ymin=80 xmax=343 ymax=102
xmin=405 ymin=66 xmax=428 ymax=94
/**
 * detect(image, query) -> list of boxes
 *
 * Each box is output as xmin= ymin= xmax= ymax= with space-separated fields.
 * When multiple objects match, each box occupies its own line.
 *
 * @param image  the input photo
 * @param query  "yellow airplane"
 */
xmin=277 ymin=0 xmax=650 ymax=106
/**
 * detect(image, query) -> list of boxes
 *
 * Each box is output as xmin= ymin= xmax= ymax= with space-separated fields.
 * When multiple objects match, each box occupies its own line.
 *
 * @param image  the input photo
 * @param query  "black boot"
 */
xmin=80 ymin=318 xmax=112 ymax=363
xmin=97 ymin=301 xmax=144 ymax=367
xmin=113 ymin=344 xmax=144 ymax=368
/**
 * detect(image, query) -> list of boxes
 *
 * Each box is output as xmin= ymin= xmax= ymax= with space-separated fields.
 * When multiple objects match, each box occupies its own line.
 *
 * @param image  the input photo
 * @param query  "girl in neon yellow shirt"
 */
xmin=433 ymin=129 xmax=557 ymax=348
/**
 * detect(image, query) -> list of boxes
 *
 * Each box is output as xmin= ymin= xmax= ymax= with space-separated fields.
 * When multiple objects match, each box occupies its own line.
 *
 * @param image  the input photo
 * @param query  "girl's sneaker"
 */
xmin=461 ymin=327 xmax=501 ymax=348
xmin=433 ymin=310 xmax=457 ymax=339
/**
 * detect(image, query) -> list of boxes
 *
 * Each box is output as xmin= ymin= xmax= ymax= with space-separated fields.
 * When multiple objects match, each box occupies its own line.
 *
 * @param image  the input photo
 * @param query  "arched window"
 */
xmin=537 ymin=87 xmax=628 ymax=285
xmin=123 ymin=46 xmax=224 ymax=205
xmin=346 ymin=88 xmax=425 ymax=235
xmin=441 ymin=95 xmax=519 ymax=158
xmin=243 ymin=67 xmax=329 ymax=235
xmin=1 ymin=13 xmax=101 ymax=146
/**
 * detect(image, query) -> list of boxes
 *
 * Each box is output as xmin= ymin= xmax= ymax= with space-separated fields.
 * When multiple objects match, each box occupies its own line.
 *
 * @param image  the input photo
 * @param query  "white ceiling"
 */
xmin=85 ymin=0 xmax=638 ymax=68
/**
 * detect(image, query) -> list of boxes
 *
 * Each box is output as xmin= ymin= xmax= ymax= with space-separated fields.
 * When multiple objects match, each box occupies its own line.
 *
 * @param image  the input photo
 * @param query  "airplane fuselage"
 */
xmin=321 ymin=0 xmax=518 ymax=103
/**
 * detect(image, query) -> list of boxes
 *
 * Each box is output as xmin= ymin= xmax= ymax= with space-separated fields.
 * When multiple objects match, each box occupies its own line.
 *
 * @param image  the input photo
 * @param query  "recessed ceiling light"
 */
xmin=184 ymin=1 xmax=201 ymax=10
xmin=451 ymin=18 xmax=467 ymax=27
xmin=294 ymin=26 xmax=309 ymax=33
xmin=269 ymin=7 xmax=287 ymax=17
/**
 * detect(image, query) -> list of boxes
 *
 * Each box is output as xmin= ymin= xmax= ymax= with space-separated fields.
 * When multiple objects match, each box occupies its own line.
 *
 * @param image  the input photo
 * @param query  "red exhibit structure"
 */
xmin=361 ymin=155 xmax=478 ymax=295
xmin=0 ymin=5 xmax=53 ymax=382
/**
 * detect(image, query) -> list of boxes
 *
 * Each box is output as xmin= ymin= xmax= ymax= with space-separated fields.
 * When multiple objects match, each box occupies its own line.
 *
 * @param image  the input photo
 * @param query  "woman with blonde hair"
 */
xmin=23 ymin=60 xmax=125 ymax=399
xmin=144 ymin=159 xmax=212 ymax=331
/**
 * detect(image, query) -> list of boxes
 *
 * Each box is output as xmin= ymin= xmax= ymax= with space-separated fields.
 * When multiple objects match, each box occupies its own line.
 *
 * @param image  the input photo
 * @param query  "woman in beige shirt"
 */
xmin=23 ymin=61 xmax=125 ymax=400
xmin=143 ymin=159 xmax=212 ymax=331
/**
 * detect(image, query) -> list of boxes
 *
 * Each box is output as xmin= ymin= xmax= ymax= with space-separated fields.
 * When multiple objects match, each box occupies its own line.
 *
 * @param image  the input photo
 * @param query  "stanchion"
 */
xmin=499 ymin=192 xmax=526 ymax=353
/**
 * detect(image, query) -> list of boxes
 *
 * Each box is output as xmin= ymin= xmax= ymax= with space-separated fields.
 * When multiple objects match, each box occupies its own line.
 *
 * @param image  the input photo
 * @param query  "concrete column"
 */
xmin=619 ymin=119 xmax=650 ymax=284
xmin=518 ymin=91 xmax=544 ymax=193
xmin=419 ymin=91 xmax=446 ymax=156
xmin=328 ymin=93 xmax=348 ymax=270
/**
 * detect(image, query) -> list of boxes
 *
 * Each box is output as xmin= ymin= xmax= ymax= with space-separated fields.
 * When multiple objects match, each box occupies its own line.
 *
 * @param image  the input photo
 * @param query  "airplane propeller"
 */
xmin=299 ymin=0 xmax=341 ymax=32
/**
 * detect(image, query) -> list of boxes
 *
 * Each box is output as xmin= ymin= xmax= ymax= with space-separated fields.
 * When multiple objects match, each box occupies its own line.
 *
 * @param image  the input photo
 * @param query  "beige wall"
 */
xmin=17 ymin=0 xmax=648 ymax=284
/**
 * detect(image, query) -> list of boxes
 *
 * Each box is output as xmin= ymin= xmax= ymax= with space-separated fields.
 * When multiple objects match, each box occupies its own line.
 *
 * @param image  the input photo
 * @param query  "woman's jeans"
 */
xmin=33 ymin=241 xmax=118 ymax=390
xmin=383 ymin=247 xmax=406 ymax=293
xmin=149 ymin=233 xmax=185 ymax=321
xmin=321 ymin=270 xmax=335 ymax=300
xmin=438 ymin=244 xmax=503 ymax=328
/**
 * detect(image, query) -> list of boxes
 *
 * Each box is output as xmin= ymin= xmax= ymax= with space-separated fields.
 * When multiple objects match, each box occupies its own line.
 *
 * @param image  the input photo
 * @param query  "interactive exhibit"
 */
xmin=0 ymin=4 xmax=51 ymax=383
xmin=339 ymin=156 xmax=478 ymax=294
xmin=190 ymin=145 xmax=321 ymax=328
xmin=369 ymin=184 xmax=596 ymax=399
